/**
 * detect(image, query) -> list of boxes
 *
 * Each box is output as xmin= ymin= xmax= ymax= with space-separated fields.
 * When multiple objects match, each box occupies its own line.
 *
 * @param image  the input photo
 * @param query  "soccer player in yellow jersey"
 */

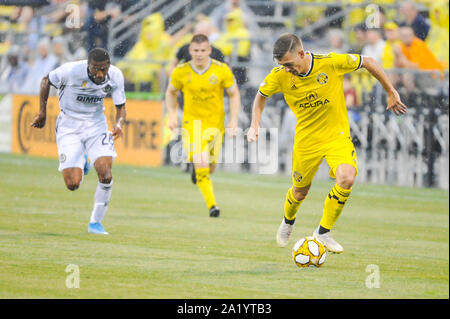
xmin=247 ymin=33 xmax=407 ymax=252
xmin=165 ymin=34 xmax=241 ymax=217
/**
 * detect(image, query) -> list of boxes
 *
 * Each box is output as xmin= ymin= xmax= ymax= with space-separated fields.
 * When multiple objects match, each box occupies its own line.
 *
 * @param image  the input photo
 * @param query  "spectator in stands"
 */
xmin=343 ymin=0 xmax=365 ymax=31
xmin=46 ymin=0 xmax=87 ymax=25
xmin=9 ymin=5 xmax=34 ymax=32
xmin=377 ymin=0 xmax=398 ymax=23
xmin=116 ymin=12 xmax=172 ymax=92
xmin=343 ymin=1 xmax=386 ymax=32
xmin=426 ymin=0 xmax=449 ymax=69
xmin=381 ymin=21 xmax=402 ymax=70
xmin=46 ymin=0 xmax=76 ymax=25
xmin=209 ymin=0 xmax=249 ymax=32
xmin=52 ymin=36 xmax=71 ymax=67
xmin=361 ymin=28 xmax=387 ymax=104
xmin=381 ymin=22 xmax=403 ymax=88
xmin=84 ymin=0 xmax=121 ymax=52
xmin=399 ymin=1 xmax=430 ymax=41
xmin=349 ymin=23 xmax=367 ymax=54
xmin=398 ymin=25 xmax=443 ymax=71
xmin=0 ymin=45 xmax=28 ymax=94
xmin=111 ymin=0 xmax=140 ymax=57
xmin=213 ymin=8 xmax=251 ymax=85
xmin=361 ymin=28 xmax=385 ymax=64
xmin=324 ymin=3 xmax=344 ymax=29
xmin=43 ymin=1 xmax=88 ymax=38
xmin=66 ymin=31 xmax=88 ymax=61
xmin=397 ymin=25 xmax=443 ymax=93
xmin=374 ymin=5 xmax=387 ymax=29
xmin=21 ymin=37 xmax=58 ymax=94
xmin=327 ymin=28 xmax=349 ymax=54
xmin=294 ymin=0 xmax=326 ymax=35
xmin=11 ymin=3 xmax=47 ymax=52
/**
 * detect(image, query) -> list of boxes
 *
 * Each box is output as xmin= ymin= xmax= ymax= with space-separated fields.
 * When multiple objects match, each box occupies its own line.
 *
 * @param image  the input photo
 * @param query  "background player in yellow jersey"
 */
xmin=247 ymin=33 xmax=407 ymax=252
xmin=165 ymin=34 xmax=241 ymax=217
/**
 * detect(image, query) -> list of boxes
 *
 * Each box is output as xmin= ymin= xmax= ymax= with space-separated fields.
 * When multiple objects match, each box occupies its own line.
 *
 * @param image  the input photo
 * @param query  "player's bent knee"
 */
xmin=63 ymin=175 xmax=81 ymax=191
xmin=292 ymin=186 xmax=309 ymax=201
xmin=98 ymin=173 xmax=112 ymax=184
xmin=66 ymin=182 xmax=80 ymax=191
xmin=337 ymin=175 xmax=355 ymax=189
xmin=336 ymin=165 xmax=356 ymax=189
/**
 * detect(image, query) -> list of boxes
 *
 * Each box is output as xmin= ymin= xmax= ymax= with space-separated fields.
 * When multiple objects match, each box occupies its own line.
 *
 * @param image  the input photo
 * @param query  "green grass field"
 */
xmin=0 ymin=153 xmax=448 ymax=299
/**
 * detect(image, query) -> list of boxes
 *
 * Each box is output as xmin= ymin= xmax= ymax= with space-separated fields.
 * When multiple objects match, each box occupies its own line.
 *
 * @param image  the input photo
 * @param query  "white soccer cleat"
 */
xmin=313 ymin=229 xmax=344 ymax=253
xmin=276 ymin=219 xmax=294 ymax=247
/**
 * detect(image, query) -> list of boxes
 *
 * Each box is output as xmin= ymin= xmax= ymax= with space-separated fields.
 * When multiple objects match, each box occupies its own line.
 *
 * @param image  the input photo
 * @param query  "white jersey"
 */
xmin=48 ymin=60 xmax=126 ymax=120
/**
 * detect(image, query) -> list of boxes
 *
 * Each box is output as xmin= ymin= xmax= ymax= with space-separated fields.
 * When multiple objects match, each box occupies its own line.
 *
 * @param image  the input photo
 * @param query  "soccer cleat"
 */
xmin=313 ymin=229 xmax=344 ymax=253
xmin=209 ymin=206 xmax=220 ymax=217
xmin=88 ymin=222 xmax=109 ymax=235
xmin=83 ymin=154 xmax=90 ymax=175
xmin=276 ymin=219 xmax=295 ymax=247
xmin=191 ymin=164 xmax=197 ymax=184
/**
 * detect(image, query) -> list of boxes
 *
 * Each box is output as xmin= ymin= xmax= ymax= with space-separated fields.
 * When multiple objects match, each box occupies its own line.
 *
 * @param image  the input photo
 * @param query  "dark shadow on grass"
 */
xmin=33 ymin=232 xmax=71 ymax=237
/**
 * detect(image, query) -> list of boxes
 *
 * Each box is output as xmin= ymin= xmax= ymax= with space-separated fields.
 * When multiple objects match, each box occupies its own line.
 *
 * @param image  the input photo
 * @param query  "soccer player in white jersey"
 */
xmin=30 ymin=48 xmax=126 ymax=235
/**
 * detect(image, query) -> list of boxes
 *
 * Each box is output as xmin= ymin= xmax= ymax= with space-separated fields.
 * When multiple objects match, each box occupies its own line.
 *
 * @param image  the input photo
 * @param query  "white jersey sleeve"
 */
xmin=110 ymin=66 xmax=126 ymax=106
xmin=48 ymin=63 xmax=70 ymax=89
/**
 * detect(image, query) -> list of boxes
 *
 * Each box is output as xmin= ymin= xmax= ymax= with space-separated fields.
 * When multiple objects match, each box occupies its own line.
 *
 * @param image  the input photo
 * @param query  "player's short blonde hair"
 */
xmin=191 ymin=34 xmax=209 ymax=44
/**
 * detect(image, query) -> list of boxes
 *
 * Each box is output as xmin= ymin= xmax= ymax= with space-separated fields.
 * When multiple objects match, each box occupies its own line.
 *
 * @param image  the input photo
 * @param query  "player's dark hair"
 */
xmin=88 ymin=48 xmax=110 ymax=63
xmin=191 ymin=34 xmax=209 ymax=44
xmin=273 ymin=33 xmax=302 ymax=60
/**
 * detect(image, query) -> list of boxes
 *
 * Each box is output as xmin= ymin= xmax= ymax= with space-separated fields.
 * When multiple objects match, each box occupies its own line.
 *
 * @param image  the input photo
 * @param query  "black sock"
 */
xmin=284 ymin=217 xmax=295 ymax=225
xmin=318 ymin=225 xmax=330 ymax=235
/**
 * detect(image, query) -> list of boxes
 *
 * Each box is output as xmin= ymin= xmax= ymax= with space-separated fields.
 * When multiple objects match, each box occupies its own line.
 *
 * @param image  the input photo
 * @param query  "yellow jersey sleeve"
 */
xmin=330 ymin=52 xmax=363 ymax=75
xmin=170 ymin=65 xmax=184 ymax=90
xmin=258 ymin=67 xmax=282 ymax=97
xmin=221 ymin=64 xmax=236 ymax=89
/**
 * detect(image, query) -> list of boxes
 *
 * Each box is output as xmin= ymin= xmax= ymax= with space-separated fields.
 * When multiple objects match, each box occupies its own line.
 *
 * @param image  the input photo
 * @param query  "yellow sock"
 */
xmin=320 ymin=184 xmax=352 ymax=230
xmin=284 ymin=187 xmax=304 ymax=222
xmin=195 ymin=167 xmax=216 ymax=209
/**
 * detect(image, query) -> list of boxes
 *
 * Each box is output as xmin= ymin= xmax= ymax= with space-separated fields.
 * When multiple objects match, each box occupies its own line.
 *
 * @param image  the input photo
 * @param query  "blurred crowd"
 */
xmin=0 ymin=0 xmax=448 ymax=106
xmin=336 ymin=0 xmax=449 ymax=112
xmin=0 ymin=0 xmax=254 ymax=94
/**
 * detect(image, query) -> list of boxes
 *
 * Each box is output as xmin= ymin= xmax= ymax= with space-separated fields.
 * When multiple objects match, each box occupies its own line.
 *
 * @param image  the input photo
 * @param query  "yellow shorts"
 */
xmin=181 ymin=120 xmax=224 ymax=164
xmin=291 ymin=136 xmax=357 ymax=188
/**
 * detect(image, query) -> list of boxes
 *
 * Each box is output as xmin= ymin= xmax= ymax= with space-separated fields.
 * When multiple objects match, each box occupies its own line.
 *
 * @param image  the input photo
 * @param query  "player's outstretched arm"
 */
xmin=165 ymin=83 xmax=179 ymax=132
xmin=225 ymin=84 xmax=241 ymax=137
xmin=247 ymin=92 xmax=267 ymax=142
xmin=361 ymin=56 xmax=407 ymax=115
xmin=30 ymin=75 xmax=51 ymax=128
xmin=111 ymin=104 xmax=126 ymax=140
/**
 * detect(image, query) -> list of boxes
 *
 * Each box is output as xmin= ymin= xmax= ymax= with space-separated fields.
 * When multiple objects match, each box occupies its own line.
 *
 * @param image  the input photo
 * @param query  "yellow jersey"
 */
xmin=382 ymin=40 xmax=402 ymax=69
xmin=259 ymin=52 xmax=362 ymax=150
xmin=170 ymin=58 xmax=235 ymax=130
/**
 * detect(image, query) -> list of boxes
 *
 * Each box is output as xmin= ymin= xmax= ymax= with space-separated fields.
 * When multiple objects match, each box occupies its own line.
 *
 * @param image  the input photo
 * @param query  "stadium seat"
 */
xmin=0 ymin=6 xmax=15 ymax=18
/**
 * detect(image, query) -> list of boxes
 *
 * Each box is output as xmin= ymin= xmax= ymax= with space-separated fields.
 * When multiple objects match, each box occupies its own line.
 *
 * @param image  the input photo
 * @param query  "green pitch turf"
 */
xmin=0 ymin=153 xmax=448 ymax=299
